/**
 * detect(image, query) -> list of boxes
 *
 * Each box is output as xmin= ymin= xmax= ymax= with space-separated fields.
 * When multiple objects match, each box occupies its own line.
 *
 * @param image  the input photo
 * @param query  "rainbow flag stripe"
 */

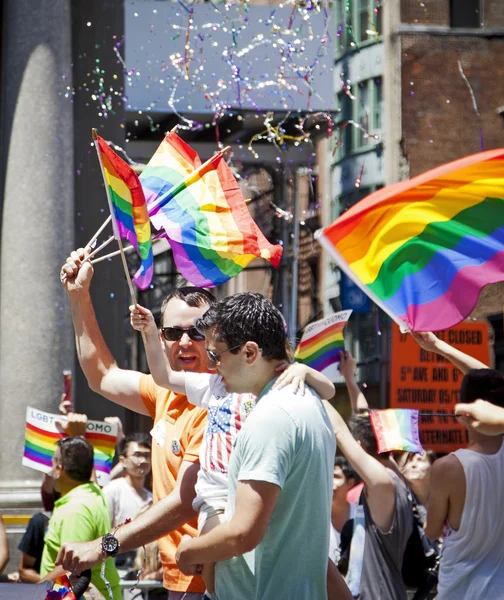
xmin=140 ymin=135 xmax=283 ymax=287
xmin=295 ymin=310 xmax=351 ymax=379
xmin=318 ymin=149 xmax=504 ymax=331
xmin=96 ymin=136 xmax=153 ymax=290
xmin=370 ymin=409 xmax=423 ymax=454
xmin=140 ymin=131 xmax=201 ymax=199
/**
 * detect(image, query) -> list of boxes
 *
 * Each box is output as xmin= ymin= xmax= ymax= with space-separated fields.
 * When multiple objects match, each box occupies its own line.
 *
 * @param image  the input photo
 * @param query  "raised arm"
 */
xmin=411 ymin=331 xmax=488 ymax=374
xmin=60 ymin=248 xmax=148 ymax=415
xmin=130 ymin=305 xmax=186 ymax=395
xmin=330 ymin=410 xmax=395 ymax=533
xmin=339 ymin=351 xmax=369 ymax=412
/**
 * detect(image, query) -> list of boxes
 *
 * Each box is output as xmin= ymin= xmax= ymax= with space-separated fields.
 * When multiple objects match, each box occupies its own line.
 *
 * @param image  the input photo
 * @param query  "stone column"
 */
xmin=70 ymin=0 xmax=128 ymax=424
xmin=0 ymin=0 xmax=74 ymax=504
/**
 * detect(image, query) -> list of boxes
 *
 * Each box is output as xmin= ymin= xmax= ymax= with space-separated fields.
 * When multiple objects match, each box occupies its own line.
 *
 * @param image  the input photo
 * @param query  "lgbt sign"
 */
xmin=23 ymin=407 xmax=118 ymax=486
xmin=295 ymin=310 xmax=352 ymax=381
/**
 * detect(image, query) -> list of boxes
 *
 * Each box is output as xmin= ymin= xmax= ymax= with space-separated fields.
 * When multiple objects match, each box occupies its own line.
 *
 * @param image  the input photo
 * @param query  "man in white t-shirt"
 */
xmin=103 ymin=433 xmax=153 ymax=529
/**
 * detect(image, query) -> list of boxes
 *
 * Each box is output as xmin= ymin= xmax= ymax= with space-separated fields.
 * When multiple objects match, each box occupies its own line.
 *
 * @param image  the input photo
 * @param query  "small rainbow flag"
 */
xmin=317 ymin=149 xmax=504 ymax=332
xmin=295 ymin=310 xmax=352 ymax=381
xmin=23 ymin=407 xmax=118 ymax=486
xmin=95 ymin=135 xmax=154 ymax=290
xmin=370 ymin=409 xmax=423 ymax=454
xmin=140 ymin=132 xmax=283 ymax=287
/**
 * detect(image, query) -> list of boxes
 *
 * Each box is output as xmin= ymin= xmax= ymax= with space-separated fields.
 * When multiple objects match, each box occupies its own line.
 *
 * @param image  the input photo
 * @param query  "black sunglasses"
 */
xmin=206 ymin=343 xmax=243 ymax=366
xmin=161 ymin=326 xmax=205 ymax=342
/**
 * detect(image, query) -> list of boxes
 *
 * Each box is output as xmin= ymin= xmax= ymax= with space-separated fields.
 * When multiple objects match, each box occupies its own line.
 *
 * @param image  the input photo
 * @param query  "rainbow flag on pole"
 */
xmin=317 ymin=149 xmax=504 ymax=332
xmin=95 ymin=135 xmax=154 ymax=289
xmin=140 ymin=132 xmax=283 ymax=287
xmin=370 ymin=409 xmax=423 ymax=454
xmin=22 ymin=407 xmax=118 ymax=486
xmin=295 ymin=310 xmax=352 ymax=380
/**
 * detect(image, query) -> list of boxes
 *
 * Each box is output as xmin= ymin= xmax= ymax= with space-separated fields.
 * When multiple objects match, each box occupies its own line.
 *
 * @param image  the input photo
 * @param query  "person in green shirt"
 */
xmin=40 ymin=436 xmax=121 ymax=600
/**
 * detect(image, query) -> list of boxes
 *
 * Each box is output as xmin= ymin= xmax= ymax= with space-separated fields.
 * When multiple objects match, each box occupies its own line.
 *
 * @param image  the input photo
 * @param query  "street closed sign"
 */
xmin=390 ymin=322 xmax=490 ymax=454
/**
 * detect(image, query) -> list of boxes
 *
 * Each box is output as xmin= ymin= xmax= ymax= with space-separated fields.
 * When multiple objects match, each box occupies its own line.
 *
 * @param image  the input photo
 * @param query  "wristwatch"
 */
xmin=101 ymin=533 xmax=120 ymax=557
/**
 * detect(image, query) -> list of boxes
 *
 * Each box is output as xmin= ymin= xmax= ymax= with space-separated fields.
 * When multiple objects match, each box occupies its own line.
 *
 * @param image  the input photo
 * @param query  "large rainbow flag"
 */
xmin=23 ymin=407 xmax=118 ymax=486
xmin=317 ymin=149 xmax=504 ymax=332
xmin=95 ymin=135 xmax=154 ymax=289
xmin=370 ymin=409 xmax=423 ymax=454
xmin=140 ymin=132 xmax=283 ymax=287
xmin=295 ymin=310 xmax=352 ymax=381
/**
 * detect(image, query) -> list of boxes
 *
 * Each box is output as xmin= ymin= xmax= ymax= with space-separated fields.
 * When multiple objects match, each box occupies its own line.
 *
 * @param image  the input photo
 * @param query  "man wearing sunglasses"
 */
xmin=60 ymin=247 xmax=212 ymax=600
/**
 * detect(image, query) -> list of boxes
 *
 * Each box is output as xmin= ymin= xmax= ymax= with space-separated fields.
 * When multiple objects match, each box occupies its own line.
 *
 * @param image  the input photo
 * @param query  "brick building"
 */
xmin=324 ymin=0 xmax=504 ymax=409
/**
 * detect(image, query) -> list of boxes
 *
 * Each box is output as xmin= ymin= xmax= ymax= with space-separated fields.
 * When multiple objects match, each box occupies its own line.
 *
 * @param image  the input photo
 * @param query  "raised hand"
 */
xmin=338 ymin=350 xmax=357 ymax=380
xmin=130 ymin=304 xmax=157 ymax=335
xmin=60 ymin=248 xmax=94 ymax=293
xmin=454 ymin=400 xmax=504 ymax=436
xmin=410 ymin=331 xmax=440 ymax=352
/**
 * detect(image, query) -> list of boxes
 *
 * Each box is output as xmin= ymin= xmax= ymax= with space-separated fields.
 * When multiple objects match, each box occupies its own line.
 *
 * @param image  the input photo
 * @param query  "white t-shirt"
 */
xmin=102 ymin=477 xmax=153 ymax=528
xmin=184 ymin=372 xmax=256 ymax=509
xmin=329 ymin=503 xmax=357 ymax=564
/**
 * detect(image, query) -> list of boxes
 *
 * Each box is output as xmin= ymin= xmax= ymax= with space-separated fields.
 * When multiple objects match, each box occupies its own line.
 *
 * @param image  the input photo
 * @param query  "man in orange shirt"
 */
xmin=60 ymin=247 xmax=211 ymax=599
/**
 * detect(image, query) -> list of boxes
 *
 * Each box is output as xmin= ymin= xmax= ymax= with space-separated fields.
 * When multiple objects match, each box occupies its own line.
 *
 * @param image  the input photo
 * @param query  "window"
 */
xmin=450 ymin=0 xmax=481 ymax=28
xmin=359 ymin=0 xmax=369 ymax=42
xmin=358 ymin=81 xmax=369 ymax=147
xmin=351 ymin=77 xmax=383 ymax=151
xmin=373 ymin=77 xmax=382 ymax=130
xmin=336 ymin=0 xmax=381 ymax=55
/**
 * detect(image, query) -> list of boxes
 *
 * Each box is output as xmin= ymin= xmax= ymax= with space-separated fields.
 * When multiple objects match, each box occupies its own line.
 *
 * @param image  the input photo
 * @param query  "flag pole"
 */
xmin=92 ymin=128 xmax=137 ymax=306
xmin=86 ymin=235 xmax=115 ymax=262
xmin=315 ymin=229 xmax=410 ymax=332
xmin=85 ymin=215 xmax=112 ymax=250
xmin=148 ymin=146 xmax=231 ymax=214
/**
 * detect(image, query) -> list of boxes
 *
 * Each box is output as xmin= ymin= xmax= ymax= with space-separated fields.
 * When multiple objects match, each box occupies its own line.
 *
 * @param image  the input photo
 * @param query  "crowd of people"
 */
xmin=1 ymin=244 xmax=504 ymax=600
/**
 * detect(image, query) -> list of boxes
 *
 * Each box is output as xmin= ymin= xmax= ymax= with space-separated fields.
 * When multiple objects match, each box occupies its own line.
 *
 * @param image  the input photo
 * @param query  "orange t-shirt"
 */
xmin=139 ymin=374 xmax=208 ymax=593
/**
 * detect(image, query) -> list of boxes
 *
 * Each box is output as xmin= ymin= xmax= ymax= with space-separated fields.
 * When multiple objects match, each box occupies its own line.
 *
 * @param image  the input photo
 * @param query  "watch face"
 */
xmin=102 ymin=534 xmax=119 ymax=555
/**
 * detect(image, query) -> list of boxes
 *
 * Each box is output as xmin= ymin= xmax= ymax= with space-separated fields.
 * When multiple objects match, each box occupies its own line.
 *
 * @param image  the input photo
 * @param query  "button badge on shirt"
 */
xmin=171 ymin=438 xmax=181 ymax=455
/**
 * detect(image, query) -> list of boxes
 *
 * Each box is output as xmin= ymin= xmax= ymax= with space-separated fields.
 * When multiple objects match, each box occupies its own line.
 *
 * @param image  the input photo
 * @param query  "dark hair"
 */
xmin=196 ymin=293 xmax=288 ymax=361
xmin=56 ymin=436 xmax=94 ymax=482
xmin=160 ymin=287 xmax=216 ymax=322
xmin=348 ymin=412 xmax=379 ymax=456
xmin=119 ymin=433 xmax=152 ymax=457
xmin=334 ymin=456 xmax=360 ymax=485
xmin=460 ymin=368 xmax=504 ymax=407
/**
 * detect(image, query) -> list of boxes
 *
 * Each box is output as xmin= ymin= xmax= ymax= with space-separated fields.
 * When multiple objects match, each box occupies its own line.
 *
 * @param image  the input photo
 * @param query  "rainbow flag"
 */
xmin=95 ymin=135 xmax=154 ymax=289
xmin=140 ymin=133 xmax=283 ymax=287
xmin=295 ymin=310 xmax=352 ymax=381
xmin=370 ymin=409 xmax=423 ymax=454
xmin=22 ymin=407 xmax=118 ymax=486
xmin=317 ymin=149 xmax=504 ymax=332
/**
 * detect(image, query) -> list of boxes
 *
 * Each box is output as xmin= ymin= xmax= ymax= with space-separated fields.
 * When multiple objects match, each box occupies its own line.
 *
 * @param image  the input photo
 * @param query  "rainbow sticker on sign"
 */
xmin=370 ymin=408 xmax=423 ymax=454
xmin=23 ymin=407 xmax=118 ymax=486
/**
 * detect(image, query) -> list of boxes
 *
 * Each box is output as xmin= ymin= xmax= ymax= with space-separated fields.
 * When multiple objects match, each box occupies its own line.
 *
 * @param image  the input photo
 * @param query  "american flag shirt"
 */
xmin=184 ymin=372 xmax=256 ymax=506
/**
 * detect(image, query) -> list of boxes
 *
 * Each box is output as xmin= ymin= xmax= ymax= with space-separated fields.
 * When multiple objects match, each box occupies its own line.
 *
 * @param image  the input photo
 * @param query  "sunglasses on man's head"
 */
xmin=161 ymin=326 xmax=205 ymax=342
